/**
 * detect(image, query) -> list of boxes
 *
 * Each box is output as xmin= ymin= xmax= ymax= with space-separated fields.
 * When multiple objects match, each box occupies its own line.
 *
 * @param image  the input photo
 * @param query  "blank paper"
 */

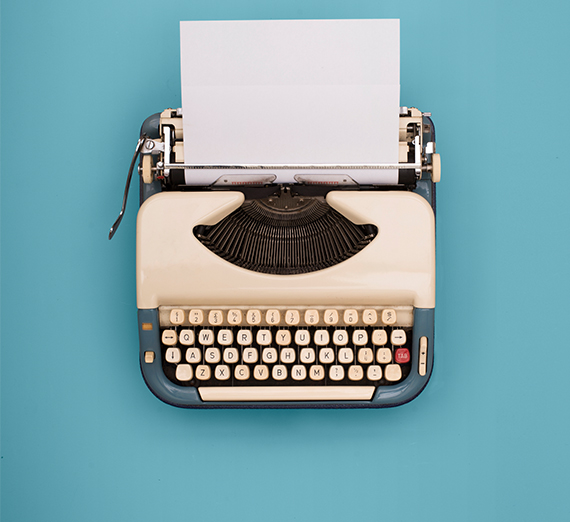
xmin=180 ymin=19 xmax=400 ymax=185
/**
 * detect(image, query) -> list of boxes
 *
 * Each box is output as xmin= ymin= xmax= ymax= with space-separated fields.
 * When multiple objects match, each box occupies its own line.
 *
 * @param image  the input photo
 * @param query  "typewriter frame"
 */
xmin=131 ymin=107 xmax=439 ymax=409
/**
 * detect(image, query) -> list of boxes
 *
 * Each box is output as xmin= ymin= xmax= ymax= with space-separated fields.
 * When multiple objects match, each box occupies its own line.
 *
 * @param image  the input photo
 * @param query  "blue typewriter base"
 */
xmin=138 ymin=308 xmax=434 ymax=409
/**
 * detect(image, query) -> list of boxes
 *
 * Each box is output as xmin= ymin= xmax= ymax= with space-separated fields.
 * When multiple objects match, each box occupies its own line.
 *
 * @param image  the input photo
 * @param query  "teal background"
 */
xmin=2 ymin=1 xmax=569 ymax=521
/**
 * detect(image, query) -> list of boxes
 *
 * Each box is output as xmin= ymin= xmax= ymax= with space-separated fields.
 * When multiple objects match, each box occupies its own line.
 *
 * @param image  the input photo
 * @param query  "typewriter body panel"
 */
xmin=129 ymin=107 xmax=440 ymax=408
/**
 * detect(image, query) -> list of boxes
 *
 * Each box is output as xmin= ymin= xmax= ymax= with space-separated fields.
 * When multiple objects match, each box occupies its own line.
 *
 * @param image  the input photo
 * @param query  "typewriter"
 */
xmin=110 ymin=20 xmax=441 ymax=408
xmin=110 ymin=104 xmax=440 ymax=408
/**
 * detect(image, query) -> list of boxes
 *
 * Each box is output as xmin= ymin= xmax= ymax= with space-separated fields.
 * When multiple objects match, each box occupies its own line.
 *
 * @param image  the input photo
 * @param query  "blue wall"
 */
xmin=2 ymin=1 xmax=569 ymax=521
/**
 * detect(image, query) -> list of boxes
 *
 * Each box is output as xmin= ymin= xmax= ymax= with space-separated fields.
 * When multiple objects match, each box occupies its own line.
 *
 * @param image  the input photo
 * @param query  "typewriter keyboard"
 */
xmin=153 ymin=306 xmax=415 ymax=401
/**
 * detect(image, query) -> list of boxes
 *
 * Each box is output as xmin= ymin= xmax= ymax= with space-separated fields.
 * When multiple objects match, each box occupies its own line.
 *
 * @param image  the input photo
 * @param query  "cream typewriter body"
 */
xmin=110 ymin=106 xmax=440 ymax=408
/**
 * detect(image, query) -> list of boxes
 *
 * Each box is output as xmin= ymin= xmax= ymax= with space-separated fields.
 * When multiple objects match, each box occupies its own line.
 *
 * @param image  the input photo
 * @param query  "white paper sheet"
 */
xmin=180 ymin=19 xmax=400 ymax=186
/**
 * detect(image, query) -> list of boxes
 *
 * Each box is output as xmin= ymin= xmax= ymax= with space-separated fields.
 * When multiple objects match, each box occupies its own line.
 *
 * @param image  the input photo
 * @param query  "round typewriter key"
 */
xmin=291 ymin=365 xmax=307 ymax=381
xmin=253 ymin=365 xmax=269 ymax=380
xmin=242 ymin=347 xmax=258 ymax=363
xmin=309 ymin=365 xmax=325 ymax=380
xmin=338 ymin=348 xmax=354 ymax=364
xmin=357 ymin=348 xmax=374 ymax=364
xmin=376 ymin=348 xmax=392 ymax=364
xmin=223 ymin=347 xmax=239 ymax=363
xmin=198 ymin=329 xmax=215 ymax=346
xmin=295 ymin=330 xmax=310 ymax=346
xmin=179 ymin=330 xmax=195 ymax=346
xmin=162 ymin=330 xmax=178 ymax=346
xmin=314 ymin=330 xmax=330 ymax=346
xmin=272 ymin=365 xmax=287 ymax=380
xmin=189 ymin=309 xmax=204 ymax=325
xmin=246 ymin=309 xmax=262 ymax=325
xmin=395 ymin=348 xmax=410 ymax=364
xmin=208 ymin=310 xmax=223 ymax=325
xmin=217 ymin=329 xmax=233 ymax=346
xmin=285 ymin=310 xmax=300 ymax=325
xmin=275 ymin=330 xmax=291 ymax=346
xmin=381 ymin=308 xmax=397 ymax=325
xmin=175 ymin=364 xmax=193 ymax=382
xmin=324 ymin=309 xmax=339 ymax=325
xmin=391 ymin=329 xmax=407 ymax=346
xmin=348 ymin=365 xmax=364 ymax=381
xmin=227 ymin=309 xmax=242 ymax=325
xmin=205 ymin=347 xmax=221 ymax=363
xmin=280 ymin=348 xmax=296 ymax=363
xmin=352 ymin=330 xmax=368 ymax=346
xmin=385 ymin=364 xmax=402 ymax=382
xmin=256 ymin=330 xmax=272 ymax=346
xmin=215 ymin=365 xmax=230 ymax=380
xmin=363 ymin=309 xmax=378 ymax=325
xmin=319 ymin=348 xmax=335 ymax=364
xmin=333 ymin=330 xmax=349 ymax=346
xmin=343 ymin=309 xmax=358 ymax=325
xmin=265 ymin=309 xmax=281 ymax=325
xmin=196 ymin=365 xmax=211 ymax=380
xmin=300 ymin=348 xmax=316 ymax=363
xmin=262 ymin=347 xmax=278 ymax=363
xmin=237 ymin=330 xmax=253 ymax=345
xmin=304 ymin=309 xmax=319 ymax=325
xmin=329 ymin=365 xmax=344 ymax=381
xmin=367 ymin=365 xmax=382 ymax=381
xmin=372 ymin=330 xmax=388 ymax=346
xmin=235 ymin=364 xmax=250 ymax=380
xmin=170 ymin=309 xmax=185 ymax=325
xmin=185 ymin=348 xmax=201 ymax=363
xmin=165 ymin=347 xmax=182 ymax=363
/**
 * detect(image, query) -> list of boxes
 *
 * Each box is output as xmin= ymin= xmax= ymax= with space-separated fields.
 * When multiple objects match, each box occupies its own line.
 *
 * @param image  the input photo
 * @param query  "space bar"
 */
xmin=199 ymin=386 xmax=375 ymax=401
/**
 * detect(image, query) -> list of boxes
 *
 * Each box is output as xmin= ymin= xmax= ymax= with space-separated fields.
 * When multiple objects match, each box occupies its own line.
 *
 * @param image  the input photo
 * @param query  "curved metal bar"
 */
xmin=108 ymin=135 xmax=147 ymax=240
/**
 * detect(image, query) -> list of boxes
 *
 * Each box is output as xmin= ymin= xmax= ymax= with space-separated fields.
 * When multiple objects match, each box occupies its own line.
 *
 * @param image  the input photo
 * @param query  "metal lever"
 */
xmin=108 ymin=135 xmax=147 ymax=240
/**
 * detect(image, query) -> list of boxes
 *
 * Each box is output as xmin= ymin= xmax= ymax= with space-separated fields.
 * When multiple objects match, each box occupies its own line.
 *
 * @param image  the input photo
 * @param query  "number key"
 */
xmin=343 ymin=309 xmax=358 ymax=325
xmin=227 ymin=309 xmax=242 ymax=325
xmin=189 ymin=309 xmax=204 ymax=325
xmin=247 ymin=309 xmax=262 ymax=325
xmin=170 ymin=309 xmax=185 ymax=325
xmin=208 ymin=310 xmax=223 ymax=325
xmin=265 ymin=309 xmax=281 ymax=325
xmin=304 ymin=309 xmax=319 ymax=325
xmin=324 ymin=309 xmax=339 ymax=325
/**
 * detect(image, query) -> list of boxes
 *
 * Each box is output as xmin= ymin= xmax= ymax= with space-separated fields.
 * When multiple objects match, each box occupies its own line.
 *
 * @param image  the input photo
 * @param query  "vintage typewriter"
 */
xmin=110 ymin=104 xmax=441 ymax=408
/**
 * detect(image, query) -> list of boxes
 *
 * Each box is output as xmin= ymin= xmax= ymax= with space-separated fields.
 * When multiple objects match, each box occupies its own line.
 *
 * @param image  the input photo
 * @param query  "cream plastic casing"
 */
xmin=136 ymin=191 xmax=435 ymax=310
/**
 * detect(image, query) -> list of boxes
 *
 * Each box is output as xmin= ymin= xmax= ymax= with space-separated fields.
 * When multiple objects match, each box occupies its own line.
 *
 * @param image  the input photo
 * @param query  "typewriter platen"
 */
xmin=110 ymin=104 xmax=441 ymax=408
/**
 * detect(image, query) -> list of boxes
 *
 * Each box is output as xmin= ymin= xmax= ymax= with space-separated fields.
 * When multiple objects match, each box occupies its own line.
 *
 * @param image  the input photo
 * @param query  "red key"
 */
xmin=395 ymin=348 xmax=410 ymax=364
